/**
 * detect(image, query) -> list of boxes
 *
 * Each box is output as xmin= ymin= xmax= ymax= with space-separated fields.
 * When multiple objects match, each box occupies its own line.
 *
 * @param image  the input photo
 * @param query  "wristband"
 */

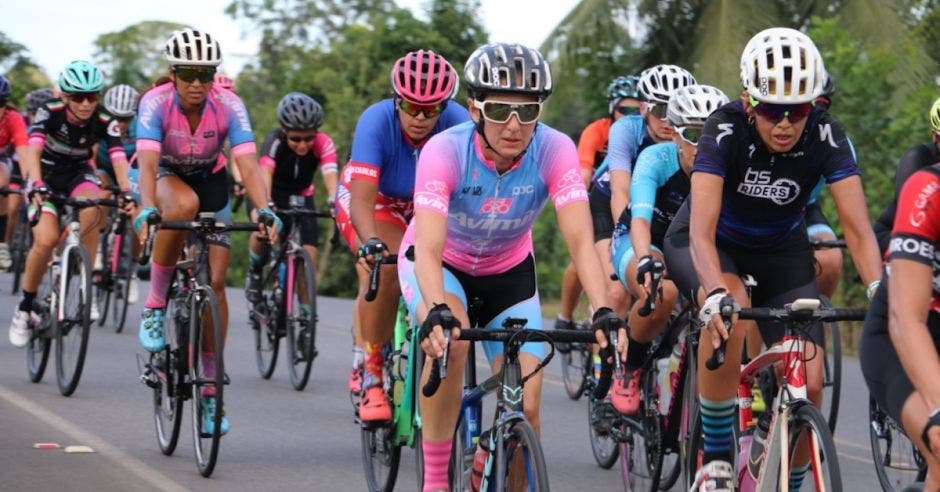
xmin=866 ymin=280 xmax=881 ymax=300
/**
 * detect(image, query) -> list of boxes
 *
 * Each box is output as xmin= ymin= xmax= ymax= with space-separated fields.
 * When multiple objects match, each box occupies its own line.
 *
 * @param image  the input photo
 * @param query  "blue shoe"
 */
xmin=201 ymin=396 xmax=230 ymax=436
xmin=139 ymin=308 xmax=165 ymax=352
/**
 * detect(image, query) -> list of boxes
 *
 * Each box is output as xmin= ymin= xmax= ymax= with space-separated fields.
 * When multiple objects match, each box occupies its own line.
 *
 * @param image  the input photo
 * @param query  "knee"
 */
xmin=523 ymin=399 xmax=541 ymax=431
xmin=32 ymin=228 xmax=57 ymax=250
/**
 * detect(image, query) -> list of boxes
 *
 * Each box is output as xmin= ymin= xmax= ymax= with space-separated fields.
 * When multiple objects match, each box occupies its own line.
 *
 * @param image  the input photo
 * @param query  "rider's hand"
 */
xmin=357 ymin=237 xmax=387 ymax=271
xmin=120 ymin=193 xmax=136 ymax=214
xmin=255 ymin=207 xmax=282 ymax=244
xmin=591 ymin=307 xmax=628 ymax=363
xmin=700 ymin=290 xmax=736 ymax=350
xmin=635 ymin=254 xmax=664 ymax=292
xmin=134 ymin=206 xmax=160 ymax=245
xmin=233 ymin=181 xmax=246 ymax=197
xmin=419 ymin=303 xmax=461 ymax=359
xmin=27 ymin=180 xmax=47 ymax=209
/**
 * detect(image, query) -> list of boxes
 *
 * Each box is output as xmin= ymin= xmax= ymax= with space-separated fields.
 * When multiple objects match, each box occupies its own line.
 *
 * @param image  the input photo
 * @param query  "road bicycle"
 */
xmin=687 ymin=298 xmax=864 ymax=491
xmin=93 ymin=185 xmax=136 ymax=333
xmin=26 ymin=193 xmax=117 ymax=396
xmin=869 ymin=396 xmax=927 ymax=491
xmin=0 ymin=186 xmax=30 ymax=293
xmin=138 ymin=211 xmax=262 ymax=477
xmin=248 ymin=195 xmax=332 ymax=390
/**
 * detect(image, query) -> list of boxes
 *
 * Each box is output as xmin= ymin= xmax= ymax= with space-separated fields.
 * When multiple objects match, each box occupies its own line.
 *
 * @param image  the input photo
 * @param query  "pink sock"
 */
xmin=201 ymin=351 xmax=216 ymax=397
xmin=144 ymin=262 xmax=175 ymax=309
xmin=422 ymin=439 xmax=452 ymax=492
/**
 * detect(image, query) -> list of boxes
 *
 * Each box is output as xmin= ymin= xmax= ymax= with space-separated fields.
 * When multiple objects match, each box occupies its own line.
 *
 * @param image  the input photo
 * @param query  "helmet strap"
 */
xmin=473 ymin=117 xmax=533 ymax=166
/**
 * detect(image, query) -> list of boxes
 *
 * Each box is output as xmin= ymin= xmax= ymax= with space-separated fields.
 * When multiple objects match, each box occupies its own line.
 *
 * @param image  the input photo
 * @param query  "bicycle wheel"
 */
xmin=682 ymin=349 xmax=702 ymax=491
xmin=622 ymin=371 xmax=664 ymax=491
xmin=588 ymin=396 xmax=620 ymax=468
xmin=153 ymin=284 xmax=186 ymax=455
xmin=27 ymin=269 xmax=54 ymax=383
xmin=771 ymin=402 xmax=841 ymax=491
xmin=560 ymin=343 xmax=588 ymax=400
xmin=286 ymin=249 xmax=317 ymax=390
xmin=94 ymin=233 xmax=112 ymax=327
xmin=55 ymin=246 xmax=91 ymax=397
xmin=10 ymin=210 xmax=30 ymax=294
xmin=111 ymin=228 xmax=133 ymax=333
xmin=449 ymin=416 xmax=475 ymax=491
xmin=820 ymin=296 xmax=842 ymax=433
xmin=360 ymin=423 xmax=401 ymax=492
xmin=253 ymin=260 xmax=278 ymax=379
xmin=494 ymin=419 xmax=549 ymax=491
xmin=869 ymin=396 xmax=927 ymax=491
xmin=191 ymin=288 xmax=225 ymax=477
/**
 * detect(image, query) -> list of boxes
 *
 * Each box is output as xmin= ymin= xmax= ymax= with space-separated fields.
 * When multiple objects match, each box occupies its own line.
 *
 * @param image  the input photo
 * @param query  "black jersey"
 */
xmin=30 ymin=98 xmax=124 ymax=175
xmin=258 ymin=129 xmax=337 ymax=206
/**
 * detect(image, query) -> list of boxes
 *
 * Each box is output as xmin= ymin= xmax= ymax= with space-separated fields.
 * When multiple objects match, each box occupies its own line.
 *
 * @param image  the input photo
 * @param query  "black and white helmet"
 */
xmin=666 ymin=85 xmax=729 ymax=127
xmin=464 ymin=42 xmax=552 ymax=100
xmin=164 ymin=28 xmax=222 ymax=67
xmin=276 ymin=92 xmax=323 ymax=130
xmin=103 ymin=84 xmax=140 ymax=118
xmin=740 ymin=27 xmax=826 ymax=104
xmin=638 ymin=64 xmax=696 ymax=104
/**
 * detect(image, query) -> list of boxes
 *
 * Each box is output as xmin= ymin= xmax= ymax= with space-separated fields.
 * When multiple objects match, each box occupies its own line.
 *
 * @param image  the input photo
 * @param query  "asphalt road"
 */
xmin=0 ymin=274 xmax=888 ymax=491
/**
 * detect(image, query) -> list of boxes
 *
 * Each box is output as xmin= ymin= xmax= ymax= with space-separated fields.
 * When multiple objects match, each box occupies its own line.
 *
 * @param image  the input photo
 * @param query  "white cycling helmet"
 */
xmin=103 ymin=84 xmax=140 ymax=118
xmin=740 ymin=27 xmax=826 ymax=104
xmin=164 ymin=28 xmax=222 ymax=67
xmin=638 ymin=64 xmax=696 ymax=104
xmin=666 ymin=85 xmax=729 ymax=127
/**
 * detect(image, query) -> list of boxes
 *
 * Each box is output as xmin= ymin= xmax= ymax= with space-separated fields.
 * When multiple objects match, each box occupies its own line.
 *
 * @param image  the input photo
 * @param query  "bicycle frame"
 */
xmin=54 ymin=214 xmax=84 ymax=323
xmin=390 ymin=299 xmax=421 ymax=446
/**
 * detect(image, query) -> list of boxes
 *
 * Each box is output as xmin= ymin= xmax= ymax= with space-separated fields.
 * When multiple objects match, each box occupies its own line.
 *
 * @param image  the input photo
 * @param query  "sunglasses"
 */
xmin=646 ymin=103 xmax=668 ymax=120
xmin=68 ymin=93 xmax=98 ymax=104
xmin=287 ymin=134 xmax=315 ymax=143
xmin=472 ymin=100 xmax=543 ymax=124
xmin=173 ymin=66 xmax=217 ymax=84
xmin=397 ymin=99 xmax=445 ymax=118
xmin=616 ymin=105 xmax=640 ymax=116
xmin=749 ymin=96 xmax=813 ymax=124
xmin=676 ymin=126 xmax=704 ymax=145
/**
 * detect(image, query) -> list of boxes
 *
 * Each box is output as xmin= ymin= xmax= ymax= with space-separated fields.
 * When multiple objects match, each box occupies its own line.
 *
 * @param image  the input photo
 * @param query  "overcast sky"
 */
xmin=0 ymin=0 xmax=575 ymax=80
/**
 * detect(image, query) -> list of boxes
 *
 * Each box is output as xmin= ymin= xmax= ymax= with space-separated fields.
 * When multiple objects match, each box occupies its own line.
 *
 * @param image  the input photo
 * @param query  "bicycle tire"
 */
xmin=191 ymin=288 xmax=225 ymax=477
xmin=10 ymin=211 xmax=30 ymax=294
xmin=588 ymin=395 xmax=619 ymax=468
xmin=770 ymin=402 xmax=841 ymax=491
xmin=153 ymin=282 xmax=186 ymax=455
xmin=360 ymin=423 xmax=401 ymax=492
xmin=449 ymin=414 xmax=474 ymax=491
xmin=55 ymin=246 xmax=91 ymax=397
xmin=622 ymin=371 xmax=664 ymax=491
xmin=819 ymin=296 xmax=842 ymax=433
xmin=560 ymin=343 xmax=588 ymax=400
xmin=111 ymin=228 xmax=133 ymax=333
xmin=253 ymin=257 xmax=279 ymax=379
xmin=286 ymin=249 xmax=317 ymax=390
xmin=413 ymin=427 xmax=424 ymax=490
xmin=94 ymin=232 xmax=112 ymax=327
xmin=27 ymin=269 xmax=54 ymax=382
xmin=682 ymin=347 xmax=701 ymax=491
xmin=869 ymin=396 xmax=927 ymax=491
xmin=494 ymin=419 xmax=549 ymax=491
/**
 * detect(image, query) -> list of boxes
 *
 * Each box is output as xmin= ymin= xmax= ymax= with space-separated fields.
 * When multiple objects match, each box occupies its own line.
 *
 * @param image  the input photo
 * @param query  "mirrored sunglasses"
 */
xmin=472 ymin=100 xmax=543 ymax=124
xmin=676 ymin=126 xmax=704 ymax=145
xmin=646 ymin=102 xmax=668 ymax=120
xmin=616 ymin=105 xmax=640 ymax=116
xmin=397 ymin=99 xmax=445 ymax=118
xmin=749 ymin=96 xmax=813 ymax=124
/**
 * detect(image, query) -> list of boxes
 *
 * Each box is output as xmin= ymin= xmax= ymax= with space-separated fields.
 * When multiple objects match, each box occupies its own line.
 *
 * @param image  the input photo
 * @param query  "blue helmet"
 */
xmin=607 ymin=75 xmax=640 ymax=102
xmin=0 ymin=75 xmax=10 ymax=99
xmin=58 ymin=60 xmax=104 ymax=93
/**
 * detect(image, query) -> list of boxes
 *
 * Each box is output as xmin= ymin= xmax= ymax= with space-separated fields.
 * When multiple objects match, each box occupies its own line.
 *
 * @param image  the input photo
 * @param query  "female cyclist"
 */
xmin=0 ymin=75 xmax=29 ymax=272
xmin=400 ymin=42 xmax=625 ymax=492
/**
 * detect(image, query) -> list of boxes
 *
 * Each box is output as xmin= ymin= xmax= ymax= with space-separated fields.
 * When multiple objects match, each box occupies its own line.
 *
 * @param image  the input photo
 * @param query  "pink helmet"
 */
xmin=390 ymin=50 xmax=457 ymax=106
xmin=214 ymin=72 xmax=236 ymax=91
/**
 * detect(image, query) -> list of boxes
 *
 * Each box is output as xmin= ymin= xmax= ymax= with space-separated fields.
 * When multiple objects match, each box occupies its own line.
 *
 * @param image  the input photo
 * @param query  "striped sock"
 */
xmin=700 ymin=396 xmax=736 ymax=464
xmin=422 ymin=439 xmax=452 ymax=492
xmin=789 ymin=463 xmax=809 ymax=491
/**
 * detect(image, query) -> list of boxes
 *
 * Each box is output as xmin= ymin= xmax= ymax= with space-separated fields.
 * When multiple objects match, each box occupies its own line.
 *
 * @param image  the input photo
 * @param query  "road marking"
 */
xmin=0 ymin=384 xmax=188 ymax=492
xmin=836 ymin=437 xmax=873 ymax=452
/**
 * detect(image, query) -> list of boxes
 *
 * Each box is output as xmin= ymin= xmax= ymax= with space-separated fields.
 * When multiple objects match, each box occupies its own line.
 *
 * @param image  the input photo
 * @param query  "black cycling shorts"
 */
xmin=444 ymin=254 xmax=537 ymax=329
xmin=589 ymin=187 xmax=614 ymax=243
xmin=157 ymin=166 xmax=231 ymax=247
xmin=664 ymin=201 xmax=823 ymax=347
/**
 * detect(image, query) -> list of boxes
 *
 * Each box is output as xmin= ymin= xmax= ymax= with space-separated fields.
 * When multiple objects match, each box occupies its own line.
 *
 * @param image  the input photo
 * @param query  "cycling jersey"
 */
xmin=0 ymin=106 xmax=28 ymax=150
xmin=29 ymin=99 xmax=126 ymax=174
xmin=874 ymin=143 xmax=940 ymax=253
xmin=136 ymin=83 xmax=255 ymax=176
xmin=402 ymin=120 xmax=586 ymax=276
xmin=96 ymin=116 xmax=138 ymax=178
xmin=621 ymin=141 xmax=689 ymax=246
xmin=259 ymin=129 xmax=337 ymax=204
xmin=577 ymin=117 xmax=612 ymax=173
xmin=590 ymin=114 xmax=655 ymax=197
xmin=692 ymin=101 xmax=858 ymax=248
xmin=886 ymin=165 xmax=940 ymax=311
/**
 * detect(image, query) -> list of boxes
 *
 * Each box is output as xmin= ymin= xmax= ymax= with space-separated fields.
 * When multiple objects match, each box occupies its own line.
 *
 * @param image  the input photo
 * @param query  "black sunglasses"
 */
xmin=174 ymin=66 xmax=217 ymax=84
xmin=68 ymin=93 xmax=99 ymax=104
xmin=616 ymin=106 xmax=640 ymax=116
xmin=287 ymin=135 xmax=315 ymax=143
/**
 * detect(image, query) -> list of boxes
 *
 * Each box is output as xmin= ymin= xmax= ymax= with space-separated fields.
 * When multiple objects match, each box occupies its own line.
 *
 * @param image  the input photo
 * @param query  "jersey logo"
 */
xmin=736 ymin=168 xmax=801 ymax=205
xmin=909 ymin=178 xmax=940 ymax=227
xmin=35 ymin=108 xmax=49 ymax=123
xmin=203 ymin=131 xmax=216 ymax=138
xmin=512 ymin=185 xmax=534 ymax=196
xmin=106 ymin=119 xmax=121 ymax=138
xmin=748 ymin=144 xmax=756 ymax=159
xmin=461 ymin=185 xmax=483 ymax=196
xmin=480 ymin=197 xmax=512 ymax=214
xmin=818 ymin=123 xmax=838 ymax=148
xmin=560 ymin=168 xmax=581 ymax=186
xmin=715 ymin=123 xmax=734 ymax=145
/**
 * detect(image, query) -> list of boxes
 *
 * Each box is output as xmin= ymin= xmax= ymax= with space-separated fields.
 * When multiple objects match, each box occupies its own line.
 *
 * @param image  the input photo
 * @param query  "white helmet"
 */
xmin=740 ymin=27 xmax=826 ymax=104
xmin=666 ymin=85 xmax=729 ymax=127
xmin=164 ymin=29 xmax=222 ymax=67
xmin=103 ymin=84 xmax=140 ymax=118
xmin=638 ymin=64 xmax=696 ymax=104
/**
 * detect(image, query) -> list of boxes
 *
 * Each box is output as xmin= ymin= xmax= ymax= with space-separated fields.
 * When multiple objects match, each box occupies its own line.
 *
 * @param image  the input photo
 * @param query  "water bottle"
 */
xmin=656 ymin=356 xmax=671 ymax=414
xmin=748 ymin=412 xmax=771 ymax=480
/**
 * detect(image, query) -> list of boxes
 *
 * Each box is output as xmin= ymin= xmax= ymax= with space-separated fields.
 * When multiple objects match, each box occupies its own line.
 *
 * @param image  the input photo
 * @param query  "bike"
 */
xmin=248 ymin=195 xmax=332 ymax=390
xmin=869 ymin=396 xmax=927 ymax=491
xmin=138 ymin=211 xmax=262 ymax=477
xmin=0 ymin=186 xmax=30 ymax=293
xmin=93 ymin=185 xmax=137 ymax=333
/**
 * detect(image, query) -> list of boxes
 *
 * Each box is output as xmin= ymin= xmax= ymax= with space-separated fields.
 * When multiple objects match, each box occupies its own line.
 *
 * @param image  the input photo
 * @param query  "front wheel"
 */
xmin=153 ymin=282 xmax=187 ymax=455
xmin=588 ymin=396 xmax=620 ymax=468
xmin=94 ymin=234 xmax=112 ymax=328
xmin=360 ymin=423 xmax=401 ymax=492
xmin=869 ymin=396 xmax=927 ymax=491
xmin=27 ymin=269 xmax=54 ymax=382
xmin=820 ymin=296 xmax=842 ymax=433
xmin=191 ymin=288 xmax=225 ymax=477
xmin=494 ymin=419 xmax=549 ymax=491
xmin=774 ymin=402 xmax=842 ymax=491
xmin=110 ymin=228 xmax=134 ymax=333
xmin=252 ymin=260 xmax=279 ymax=379
xmin=560 ymin=343 xmax=588 ymax=400
xmin=286 ymin=249 xmax=317 ymax=390
xmin=55 ymin=246 xmax=92 ymax=397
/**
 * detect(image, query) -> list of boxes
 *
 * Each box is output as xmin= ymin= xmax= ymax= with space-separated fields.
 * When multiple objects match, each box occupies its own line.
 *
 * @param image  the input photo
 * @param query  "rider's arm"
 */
xmin=103 ymin=116 xmax=131 ymax=191
xmin=830 ymin=176 xmax=881 ymax=286
xmin=610 ymin=170 xmax=630 ymax=225
xmin=607 ymin=117 xmax=637 ymax=223
xmin=414 ymin=208 xmax=448 ymax=310
xmin=346 ymin=105 xmax=387 ymax=242
xmin=136 ymin=148 xmax=159 ymax=208
xmin=314 ymin=132 xmax=339 ymax=201
xmin=628 ymin=145 xmax=669 ymax=259
xmin=689 ymin=172 xmax=727 ymax=295
xmin=233 ymin=151 xmax=269 ymax=211
xmin=576 ymin=119 xmax=604 ymax=187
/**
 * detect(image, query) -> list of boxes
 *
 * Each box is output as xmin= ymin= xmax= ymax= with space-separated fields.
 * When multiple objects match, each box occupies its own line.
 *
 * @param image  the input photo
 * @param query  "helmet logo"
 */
xmin=759 ymin=77 xmax=769 ymax=96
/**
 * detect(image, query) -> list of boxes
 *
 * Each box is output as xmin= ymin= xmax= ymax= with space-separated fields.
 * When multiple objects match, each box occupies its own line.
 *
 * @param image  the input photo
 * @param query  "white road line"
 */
xmin=0 ymin=384 xmax=188 ymax=492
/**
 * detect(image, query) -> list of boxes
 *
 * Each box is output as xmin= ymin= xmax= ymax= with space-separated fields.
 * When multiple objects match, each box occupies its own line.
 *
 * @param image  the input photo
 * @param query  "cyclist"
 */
xmin=591 ymin=64 xmax=696 ymax=317
xmin=0 ymin=75 xmax=29 ymax=272
xmin=332 ymin=49 xmax=467 ymax=417
xmin=872 ymin=96 xmax=940 ymax=253
xmin=133 ymin=28 xmax=279 ymax=435
xmin=244 ymin=92 xmax=338 ymax=304
xmin=97 ymin=84 xmax=142 ymax=302
xmin=861 ymin=162 xmax=940 ymax=492
xmin=663 ymin=28 xmax=882 ymax=490
xmin=8 ymin=60 xmax=131 ymax=347
xmin=213 ymin=72 xmax=236 ymax=92
xmin=402 ymin=42 xmax=626 ymax=492
xmin=555 ymin=75 xmax=641 ymax=336
xmin=609 ymin=84 xmax=729 ymax=414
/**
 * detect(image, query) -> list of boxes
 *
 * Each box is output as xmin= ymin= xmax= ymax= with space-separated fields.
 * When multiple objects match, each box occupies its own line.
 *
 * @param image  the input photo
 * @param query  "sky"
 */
xmin=0 ymin=0 xmax=575 ymax=81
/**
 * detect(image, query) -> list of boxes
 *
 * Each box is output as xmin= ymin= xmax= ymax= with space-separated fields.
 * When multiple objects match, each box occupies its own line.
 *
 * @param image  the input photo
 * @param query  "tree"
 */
xmin=0 ymin=31 xmax=51 ymax=105
xmin=92 ymin=21 xmax=188 ymax=89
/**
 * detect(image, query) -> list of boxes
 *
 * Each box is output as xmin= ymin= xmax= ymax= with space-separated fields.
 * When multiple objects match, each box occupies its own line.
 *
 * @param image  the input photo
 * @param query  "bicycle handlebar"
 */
xmin=737 ymin=306 xmax=866 ymax=322
xmin=364 ymin=254 xmax=397 ymax=302
xmin=637 ymin=260 xmax=665 ymax=317
xmin=705 ymin=296 xmax=738 ymax=371
xmin=28 ymin=193 xmax=119 ymax=227
xmin=422 ymin=329 xmax=450 ymax=398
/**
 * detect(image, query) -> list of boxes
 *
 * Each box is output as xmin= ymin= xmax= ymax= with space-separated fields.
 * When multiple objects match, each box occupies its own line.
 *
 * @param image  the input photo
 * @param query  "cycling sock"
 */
xmin=421 ymin=439 xmax=452 ymax=492
xmin=556 ymin=314 xmax=570 ymax=322
xmin=624 ymin=336 xmax=651 ymax=372
xmin=248 ymin=251 xmax=263 ymax=271
xmin=352 ymin=346 xmax=364 ymax=367
xmin=789 ymin=463 xmax=809 ymax=491
xmin=144 ymin=262 xmax=175 ymax=309
xmin=700 ymin=396 xmax=735 ymax=464
xmin=363 ymin=342 xmax=384 ymax=388
xmin=593 ymin=353 xmax=602 ymax=380
xmin=19 ymin=291 xmax=36 ymax=312
xmin=201 ymin=352 xmax=217 ymax=397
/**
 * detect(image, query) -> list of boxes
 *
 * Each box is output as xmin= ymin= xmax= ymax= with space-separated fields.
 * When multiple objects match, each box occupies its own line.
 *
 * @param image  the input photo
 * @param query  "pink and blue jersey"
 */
xmin=403 ymin=121 xmax=588 ymax=276
xmin=135 ymin=83 xmax=256 ymax=175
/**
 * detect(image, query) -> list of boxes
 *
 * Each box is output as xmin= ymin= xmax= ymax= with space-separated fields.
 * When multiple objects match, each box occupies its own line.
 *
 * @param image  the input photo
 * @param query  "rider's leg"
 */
xmin=594 ymin=237 xmax=630 ymax=317
xmin=811 ymin=231 xmax=843 ymax=299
